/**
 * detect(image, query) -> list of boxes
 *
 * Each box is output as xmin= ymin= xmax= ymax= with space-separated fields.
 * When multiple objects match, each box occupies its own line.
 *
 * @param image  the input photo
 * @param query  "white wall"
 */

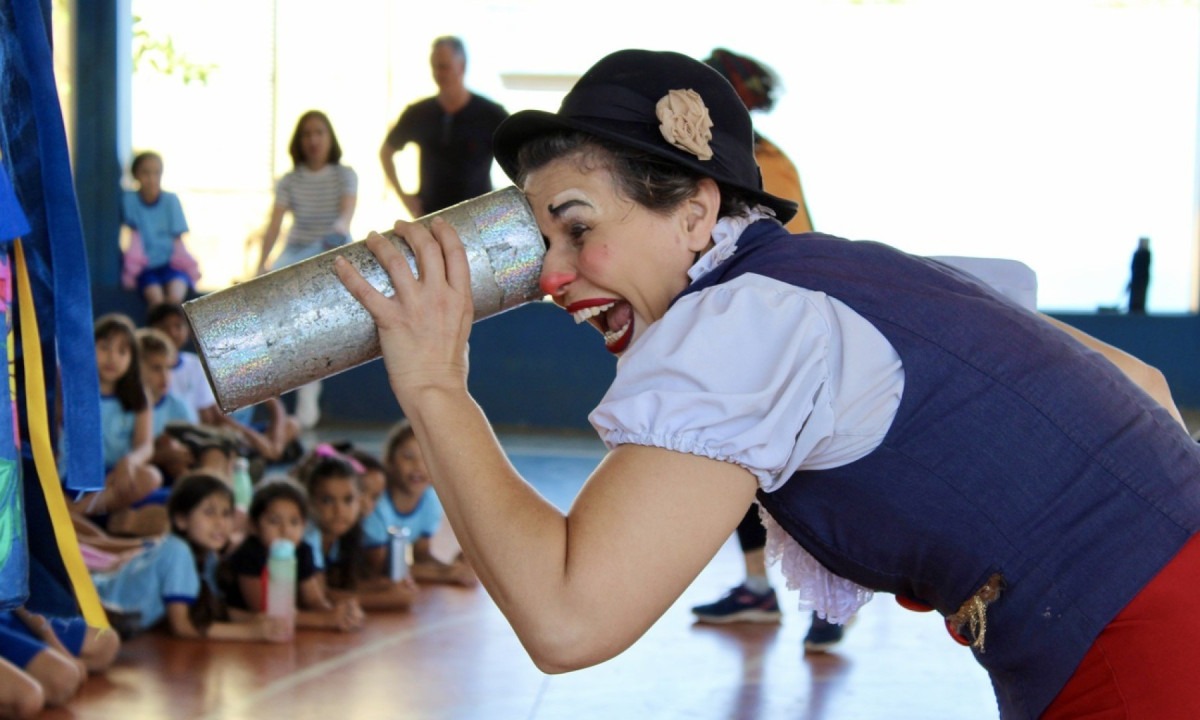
xmin=129 ymin=0 xmax=1199 ymax=311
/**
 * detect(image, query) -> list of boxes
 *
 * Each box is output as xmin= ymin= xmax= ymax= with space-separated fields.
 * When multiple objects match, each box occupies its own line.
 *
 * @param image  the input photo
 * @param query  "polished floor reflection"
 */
xmin=43 ymin=428 xmax=999 ymax=720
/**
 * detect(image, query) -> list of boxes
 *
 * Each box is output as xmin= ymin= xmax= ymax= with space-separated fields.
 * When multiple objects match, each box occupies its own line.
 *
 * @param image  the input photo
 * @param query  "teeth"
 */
xmin=571 ymin=301 xmax=616 ymax=324
xmin=604 ymin=319 xmax=632 ymax=346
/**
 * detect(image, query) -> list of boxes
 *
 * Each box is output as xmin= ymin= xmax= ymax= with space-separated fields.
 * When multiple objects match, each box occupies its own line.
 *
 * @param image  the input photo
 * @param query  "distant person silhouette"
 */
xmin=1128 ymin=236 xmax=1151 ymax=314
xmin=379 ymin=36 xmax=509 ymax=218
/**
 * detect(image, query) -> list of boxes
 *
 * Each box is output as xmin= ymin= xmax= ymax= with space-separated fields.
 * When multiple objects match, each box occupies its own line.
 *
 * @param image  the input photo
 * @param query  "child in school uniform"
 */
xmin=68 ymin=314 xmax=163 ymax=537
xmin=363 ymin=420 xmax=475 ymax=587
xmin=221 ymin=477 xmax=365 ymax=632
xmin=92 ymin=473 xmax=291 ymax=642
xmin=0 ymin=608 xmax=119 ymax=713
xmin=294 ymin=445 xmax=416 ymax=611
xmin=119 ymin=151 xmax=199 ymax=309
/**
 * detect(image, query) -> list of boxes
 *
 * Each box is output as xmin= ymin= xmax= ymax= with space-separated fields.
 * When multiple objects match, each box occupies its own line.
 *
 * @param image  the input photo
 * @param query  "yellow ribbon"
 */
xmin=13 ymin=238 xmax=108 ymax=628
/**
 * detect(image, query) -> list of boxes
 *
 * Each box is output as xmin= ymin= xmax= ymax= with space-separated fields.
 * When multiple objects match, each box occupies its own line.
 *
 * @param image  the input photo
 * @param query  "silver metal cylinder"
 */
xmin=183 ymin=186 xmax=544 ymax=413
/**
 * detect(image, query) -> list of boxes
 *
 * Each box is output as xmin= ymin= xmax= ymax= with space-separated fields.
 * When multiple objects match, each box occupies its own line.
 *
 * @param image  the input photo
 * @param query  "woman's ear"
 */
xmin=683 ymin=178 xmax=721 ymax=252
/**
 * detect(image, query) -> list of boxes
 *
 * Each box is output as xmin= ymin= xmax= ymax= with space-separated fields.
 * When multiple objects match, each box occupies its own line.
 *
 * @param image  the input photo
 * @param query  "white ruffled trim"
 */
xmin=760 ymin=505 xmax=874 ymax=624
xmin=688 ymin=207 xmax=777 ymax=282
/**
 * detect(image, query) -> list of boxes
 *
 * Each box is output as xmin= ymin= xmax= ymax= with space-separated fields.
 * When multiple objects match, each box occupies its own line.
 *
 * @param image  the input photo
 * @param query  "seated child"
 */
xmin=333 ymin=442 xmax=388 ymax=520
xmin=294 ymin=445 xmax=416 ymax=611
xmin=220 ymin=477 xmax=365 ymax=632
xmin=147 ymin=303 xmax=302 ymax=465
xmin=0 ymin=608 xmax=119 ymax=712
xmin=137 ymin=327 xmax=198 ymax=484
xmin=119 ymin=150 xmax=198 ymax=309
xmin=365 ymin=420 xmax=476 ymax=587
xmin=70 ymin=314 xmax=163 ymax=537
xmin=92 ymin=473 xmax=291 ymax=642
xmin=145 ymin=303 xmax=218 ymax=424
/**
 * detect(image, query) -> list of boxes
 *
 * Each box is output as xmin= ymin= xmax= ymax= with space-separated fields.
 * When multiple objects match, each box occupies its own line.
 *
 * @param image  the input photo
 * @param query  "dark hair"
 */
xmin=703 ymin=48 xmax=779 ymax=113
xmin=146 ymin=302 xmax=187 ymax=328
xmin=167 ymin=472 xmax=234 ymax=525
xmin=432 ymin=35 xmax=466 ymax=63
xmin=514 ymin=132 xmax=756 ymax=220
xmin=332 ymin=442 xmax=388 ymax=479
xmin=382 ymin=418 xmax=437 ymax=499
xmin=94 ymin=313 xmax=148 ymax=412
xmin=248 ymin=475 xmax=309 ymax=525
xmin=288 ymin=110 xmax=343 ymax=168
xmin=136 ymin=327 xmax=176 ymax=364
xmin=299 ymin=454 xmax=373 ymax=590
xmin=292 ymin=446 xmax=362 ymax=491
xmin=167 ymin=473 xmax=235 ymax=632
xmin=131 ymin=151 xmax=162 ymax=176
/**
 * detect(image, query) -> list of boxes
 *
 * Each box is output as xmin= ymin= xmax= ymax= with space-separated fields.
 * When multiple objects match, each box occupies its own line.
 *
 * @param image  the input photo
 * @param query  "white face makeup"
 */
xmin=527 ymin=157 xmax=704 ymax=355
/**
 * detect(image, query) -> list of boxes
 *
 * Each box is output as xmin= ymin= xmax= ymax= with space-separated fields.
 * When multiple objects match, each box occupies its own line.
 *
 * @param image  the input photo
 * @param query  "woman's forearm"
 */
xmin=403 ymin=387 xmax=575 ymax=642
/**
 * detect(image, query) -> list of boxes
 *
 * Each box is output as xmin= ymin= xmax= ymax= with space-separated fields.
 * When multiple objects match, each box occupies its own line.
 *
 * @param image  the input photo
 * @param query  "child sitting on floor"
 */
xmin=91 ymin=473 xmax=291 ymax=642
xmin=69 ymin=314 xmax=164 ymax=537
xmin=220 ymin=477 xmax=365 ymax=632
xmin=0 ymin=608 xmax=119 ymax=714
xmin=364 ymin=420 xmax=476 ymax=587
xmin=293 ymin=445 xmax=416 ymax=611
xmin=137 ymin=327 xmax=198 ymax=484
xmin=333 ymin=442 xmax=388 ymax=521
xmin=146 ymin=302 xmax=303 ymax=466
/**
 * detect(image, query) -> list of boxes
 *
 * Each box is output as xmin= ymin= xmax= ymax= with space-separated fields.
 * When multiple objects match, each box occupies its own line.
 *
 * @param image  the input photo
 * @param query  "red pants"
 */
xmin=1042 ymin=532 xmax=1200 ymax=719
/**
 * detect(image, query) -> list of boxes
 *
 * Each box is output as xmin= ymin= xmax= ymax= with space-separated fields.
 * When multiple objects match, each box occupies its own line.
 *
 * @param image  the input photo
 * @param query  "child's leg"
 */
xmin=72 ymin=460 xmax=166 ymax=536
xmin=0 ymin=611 xmax=83 ymax=708
xmin=69 ymin=458 xmax=162 ymax=517
xmin=0 ymin=657 xmax=44 ymax=720
xmin=263 ymin=397 xmax=301 ymax=459
xmin=98 ymin=458 xmax=164 ymax=513
xmin=293 ymin=381 xmax=321 ymax=430
xmin=106 ymin=504 xmax=168 ymax=537
xmin=142 ymin=282 xmax=165 ymax=308
xmin=164 ymin=277 xmax=188 ymax=305
xmin=75 ymin=627 xmax=120 ymax=674
xmin=12 ymin=612 xmax=117 ymax=674
xmin=21 ymin=647 xmax=83 ymax=707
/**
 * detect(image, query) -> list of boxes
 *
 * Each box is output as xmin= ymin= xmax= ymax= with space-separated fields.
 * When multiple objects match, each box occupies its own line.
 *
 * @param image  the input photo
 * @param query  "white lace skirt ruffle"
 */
xmin=760 ymin=506 xmax=874 ymax=624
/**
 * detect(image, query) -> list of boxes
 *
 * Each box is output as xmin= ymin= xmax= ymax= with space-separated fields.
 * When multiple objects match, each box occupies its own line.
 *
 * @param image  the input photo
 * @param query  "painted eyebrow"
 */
xmin=547 ymin=199 xmax=590 ymax=217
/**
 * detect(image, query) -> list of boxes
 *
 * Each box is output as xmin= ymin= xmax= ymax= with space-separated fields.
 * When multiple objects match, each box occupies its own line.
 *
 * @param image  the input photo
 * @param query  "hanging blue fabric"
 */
xmin=2 ymin=0 xmax=102 ymax=493
xmin=0 ymin=165 xmax=29 ymax=610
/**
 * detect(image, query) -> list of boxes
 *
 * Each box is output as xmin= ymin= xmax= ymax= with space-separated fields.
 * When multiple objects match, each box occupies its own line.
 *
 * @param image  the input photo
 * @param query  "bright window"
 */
xmin=128 ymin=0 xmax=1199 ymax=312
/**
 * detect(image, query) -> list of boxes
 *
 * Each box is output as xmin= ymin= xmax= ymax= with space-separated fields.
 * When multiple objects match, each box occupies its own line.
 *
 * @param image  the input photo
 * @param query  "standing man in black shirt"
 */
xmin=380 ymin=36 xmax=509 ymax=217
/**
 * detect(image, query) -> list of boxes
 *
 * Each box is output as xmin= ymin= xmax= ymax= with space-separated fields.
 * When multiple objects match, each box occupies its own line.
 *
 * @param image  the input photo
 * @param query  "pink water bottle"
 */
xmin=265 ymin=539 xmax=297 ymax=620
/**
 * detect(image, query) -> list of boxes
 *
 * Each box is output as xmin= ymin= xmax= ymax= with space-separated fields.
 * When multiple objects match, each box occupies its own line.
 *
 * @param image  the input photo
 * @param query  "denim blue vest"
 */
xmin=682 ymin=222 xmax=1200 ymax=719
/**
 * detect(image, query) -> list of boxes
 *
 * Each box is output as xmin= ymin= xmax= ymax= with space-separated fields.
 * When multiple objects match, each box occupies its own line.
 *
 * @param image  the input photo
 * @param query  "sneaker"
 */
xmin=803 ymin=612 xmax=847 ymax=653
xmin=691 ymin=584 xmax=782 ymax=624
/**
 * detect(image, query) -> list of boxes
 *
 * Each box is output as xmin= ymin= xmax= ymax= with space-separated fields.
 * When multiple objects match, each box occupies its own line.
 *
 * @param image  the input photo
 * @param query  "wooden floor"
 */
xmin=42 ymin=426 xmax=1001 ymax=720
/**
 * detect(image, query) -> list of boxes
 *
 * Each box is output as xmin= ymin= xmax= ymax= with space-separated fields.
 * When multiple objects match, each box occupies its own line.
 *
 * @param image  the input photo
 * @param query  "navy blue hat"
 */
xmin=493 ymin=49 xmax=798 ymax=224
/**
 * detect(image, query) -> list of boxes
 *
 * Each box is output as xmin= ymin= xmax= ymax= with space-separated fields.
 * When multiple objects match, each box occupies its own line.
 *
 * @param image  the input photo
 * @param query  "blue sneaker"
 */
xmin=691 ymin=584 xmax=782 ymax=624
xmin=803 ymin=612 xmax=847 ymax=652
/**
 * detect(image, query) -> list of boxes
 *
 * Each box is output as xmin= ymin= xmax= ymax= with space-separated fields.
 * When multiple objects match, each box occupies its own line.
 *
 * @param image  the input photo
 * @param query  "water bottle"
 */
xmin=232 ymin=457 xmax=253 ymax=512
xmin=388 ymin=526 xmax=413 ymax=582
xmin=265 ymin=539 xmax=297 ymax=619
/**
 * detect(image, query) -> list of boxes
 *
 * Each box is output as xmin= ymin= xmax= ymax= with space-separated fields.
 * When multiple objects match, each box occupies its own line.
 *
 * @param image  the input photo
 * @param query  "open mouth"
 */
xmin=568 ymin=299 xmax=634 ymax=354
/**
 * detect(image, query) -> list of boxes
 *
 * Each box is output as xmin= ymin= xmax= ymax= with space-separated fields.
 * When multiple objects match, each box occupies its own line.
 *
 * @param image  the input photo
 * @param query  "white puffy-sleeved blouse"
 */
xmin=589 ymin=213 xmax=1037 ymax=623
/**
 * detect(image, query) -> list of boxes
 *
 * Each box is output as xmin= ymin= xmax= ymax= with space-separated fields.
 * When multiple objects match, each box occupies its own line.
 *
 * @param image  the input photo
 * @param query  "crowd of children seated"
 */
xmin=2 ymin=304 xmax=474 ymax=718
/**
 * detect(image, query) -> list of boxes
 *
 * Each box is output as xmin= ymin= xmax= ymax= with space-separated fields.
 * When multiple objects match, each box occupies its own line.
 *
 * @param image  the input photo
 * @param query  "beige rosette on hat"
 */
xmin=656 ymin=89 xmax=714 ymax=161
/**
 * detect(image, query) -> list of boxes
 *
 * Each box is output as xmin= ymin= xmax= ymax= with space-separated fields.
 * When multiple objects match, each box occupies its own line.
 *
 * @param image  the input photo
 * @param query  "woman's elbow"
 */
xmin=522 ymin=619 xmax=630 ymax=674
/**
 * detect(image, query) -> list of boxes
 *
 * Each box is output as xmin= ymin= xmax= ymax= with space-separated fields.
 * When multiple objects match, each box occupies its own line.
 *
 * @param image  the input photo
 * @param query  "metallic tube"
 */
xmin=183 ymin=186 xmax=544 ymax=413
